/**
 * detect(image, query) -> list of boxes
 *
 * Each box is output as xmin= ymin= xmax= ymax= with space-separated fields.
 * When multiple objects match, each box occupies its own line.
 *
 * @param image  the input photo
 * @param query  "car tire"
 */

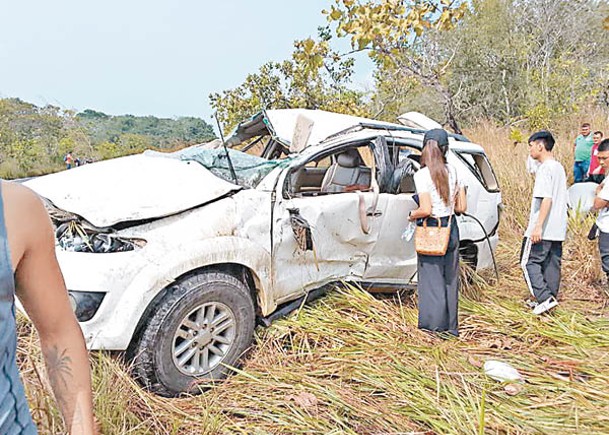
xmin=459 ymin=242 xmax=478 ymax=284
xmin=128 ymin=269 xmax=255 ymax=397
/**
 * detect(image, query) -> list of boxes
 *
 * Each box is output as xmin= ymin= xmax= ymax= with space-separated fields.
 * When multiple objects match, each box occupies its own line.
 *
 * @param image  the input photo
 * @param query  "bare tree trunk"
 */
xmin=439 ymin=87 xmax=462 ymax=134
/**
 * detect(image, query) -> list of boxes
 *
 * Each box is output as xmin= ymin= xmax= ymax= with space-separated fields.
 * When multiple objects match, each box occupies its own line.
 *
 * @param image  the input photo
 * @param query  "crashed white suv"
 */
xmin=24 ymin=109 xmax=501 ymax=396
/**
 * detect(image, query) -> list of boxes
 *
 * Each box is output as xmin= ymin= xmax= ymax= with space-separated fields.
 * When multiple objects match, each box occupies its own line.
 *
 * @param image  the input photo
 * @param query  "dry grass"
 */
xmin=18 ymin=110 xmax=609 ymax=434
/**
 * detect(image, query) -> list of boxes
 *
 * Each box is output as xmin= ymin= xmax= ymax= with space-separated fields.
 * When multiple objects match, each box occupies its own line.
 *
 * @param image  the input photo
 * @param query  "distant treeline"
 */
xmin=0 ymin=98 xmax=216 ymax=178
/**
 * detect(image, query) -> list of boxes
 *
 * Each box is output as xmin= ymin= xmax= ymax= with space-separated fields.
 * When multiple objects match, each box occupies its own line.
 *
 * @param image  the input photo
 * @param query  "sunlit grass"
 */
xmin=18 ymin=111 xmax=609 ymax=434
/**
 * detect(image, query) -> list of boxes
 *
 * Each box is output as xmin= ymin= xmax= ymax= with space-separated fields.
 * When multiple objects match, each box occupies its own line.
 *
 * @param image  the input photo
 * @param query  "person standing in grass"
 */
xmin=520 ymin=131 xmax=568 ymax=315
xmin=573 ymin=123 xmax=594 ymax=183
xmin=591 ymin=139 xmax=609 ymax=290
xmin=409 ymin=129 xmax=467 ymax=336
xmin=0 ymin=181 xmax=96 ymax=433
xmin=587 ymin=131 xmax=605 ymax=184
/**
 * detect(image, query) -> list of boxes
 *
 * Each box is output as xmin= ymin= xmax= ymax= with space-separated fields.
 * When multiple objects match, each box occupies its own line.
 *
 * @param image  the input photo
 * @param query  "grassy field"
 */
xmin=17 ymin=111 xmax=609 ymax=434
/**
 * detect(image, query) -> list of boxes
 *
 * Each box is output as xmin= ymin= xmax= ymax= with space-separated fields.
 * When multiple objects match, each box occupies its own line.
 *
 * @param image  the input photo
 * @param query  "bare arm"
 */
xmin=593 ymin=182 xmax=609 ymax=210
xmin=409 ymin=192 xmax=432 ymax=220
xmin=11 ymin=187 xmax=95 ymax=434
xmin=593 ymin=197 xmax=609 ymax=210
xmin=530 ymin=197 xmax=552 ymax=243
xmin=454 ymin=187 xmax=467 ymax=214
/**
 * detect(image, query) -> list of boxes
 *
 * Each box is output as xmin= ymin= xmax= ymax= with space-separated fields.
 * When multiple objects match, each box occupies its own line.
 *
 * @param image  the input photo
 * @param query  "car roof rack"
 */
xmin=323 ymin=122 xmax=471 ymax=143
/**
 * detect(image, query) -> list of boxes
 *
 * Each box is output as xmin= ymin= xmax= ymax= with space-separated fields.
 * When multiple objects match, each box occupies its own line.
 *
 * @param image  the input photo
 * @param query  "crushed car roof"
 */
xmin=24 ymin=154 xmax=241 ymax=227
xmin=227 ymin=108 xmax=480 ymax=153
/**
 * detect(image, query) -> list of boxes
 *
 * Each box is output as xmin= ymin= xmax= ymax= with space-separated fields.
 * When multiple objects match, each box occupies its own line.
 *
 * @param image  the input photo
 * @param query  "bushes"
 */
xmin=0 ymin=98 xmax=216 ymax=179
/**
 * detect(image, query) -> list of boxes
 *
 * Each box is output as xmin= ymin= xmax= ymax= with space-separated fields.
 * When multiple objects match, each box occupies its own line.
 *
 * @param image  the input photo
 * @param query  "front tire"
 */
xmin=129 ymin=269 xmax=255 ymax=397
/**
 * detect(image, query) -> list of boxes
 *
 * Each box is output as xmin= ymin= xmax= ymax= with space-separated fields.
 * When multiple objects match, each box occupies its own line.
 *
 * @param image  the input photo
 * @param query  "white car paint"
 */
xmin=25 ymin=154 xmax=241 ymax=227
xmin=25 ymin=109 xmax=501 ymax=351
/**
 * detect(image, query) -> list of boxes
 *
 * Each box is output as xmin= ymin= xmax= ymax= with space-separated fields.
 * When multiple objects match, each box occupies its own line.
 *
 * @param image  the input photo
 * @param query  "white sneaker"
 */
xmin=524 ymin=299 xmax=538 ymax=309
xmin=533 ymin=297 xmax=558 ymax=315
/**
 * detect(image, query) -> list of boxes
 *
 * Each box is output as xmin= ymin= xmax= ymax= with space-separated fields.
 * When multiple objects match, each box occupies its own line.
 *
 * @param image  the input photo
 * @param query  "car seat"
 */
xmin=320 ymin=149 xmax=371 ymax=193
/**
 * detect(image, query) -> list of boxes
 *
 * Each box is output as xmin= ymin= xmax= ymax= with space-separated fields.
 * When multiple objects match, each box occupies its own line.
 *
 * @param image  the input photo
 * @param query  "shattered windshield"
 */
xmin=146 ymin=147 xmax=292 ymax=189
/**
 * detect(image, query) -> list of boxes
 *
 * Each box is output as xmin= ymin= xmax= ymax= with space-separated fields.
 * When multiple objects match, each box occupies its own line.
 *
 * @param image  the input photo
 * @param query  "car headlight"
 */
xmin=56 ymin=222 xmax=146 ymax=253
xmin=68 ymin=291 xmax=106 ymax=322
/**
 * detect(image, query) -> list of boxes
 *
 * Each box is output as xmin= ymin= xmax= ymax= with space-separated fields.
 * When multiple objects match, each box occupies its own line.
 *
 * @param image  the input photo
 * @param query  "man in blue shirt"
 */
xmin=574 ymin=123 xmax=594 ymax=183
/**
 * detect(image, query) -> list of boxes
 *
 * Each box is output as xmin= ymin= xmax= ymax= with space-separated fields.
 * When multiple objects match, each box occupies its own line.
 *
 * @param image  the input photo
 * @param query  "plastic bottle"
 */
xmin=401 ymin=221 xmax=416 ymax=241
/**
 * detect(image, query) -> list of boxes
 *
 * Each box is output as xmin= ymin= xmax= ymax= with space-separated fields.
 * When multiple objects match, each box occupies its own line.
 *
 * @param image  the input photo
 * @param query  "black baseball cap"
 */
xmin=423 ymin=128 xmax=449 ymax=150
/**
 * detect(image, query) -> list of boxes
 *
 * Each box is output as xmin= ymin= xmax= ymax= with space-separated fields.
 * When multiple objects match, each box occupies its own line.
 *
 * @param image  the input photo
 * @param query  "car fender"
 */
xmin=84 ymin=236 xmax=273 ymax=350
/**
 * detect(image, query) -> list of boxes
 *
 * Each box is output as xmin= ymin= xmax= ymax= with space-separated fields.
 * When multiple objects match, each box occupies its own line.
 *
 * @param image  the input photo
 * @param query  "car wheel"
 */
xmin=129 ymin=269 xmax=255 ymax=397
xmin=459 ymin=242 xmax=478 ymax=284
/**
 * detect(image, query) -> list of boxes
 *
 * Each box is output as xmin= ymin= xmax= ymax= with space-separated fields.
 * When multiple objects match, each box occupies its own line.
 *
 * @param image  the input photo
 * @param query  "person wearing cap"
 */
xmin=520 ymin=131 xmax=568 ymax=315
xmin=408 ymin=129 xmax=467 ymax=336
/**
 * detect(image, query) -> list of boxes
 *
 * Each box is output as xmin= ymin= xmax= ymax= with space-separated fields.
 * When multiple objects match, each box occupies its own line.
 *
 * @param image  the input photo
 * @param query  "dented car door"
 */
xmin=270 ymin=145 xmax=386 ymax=303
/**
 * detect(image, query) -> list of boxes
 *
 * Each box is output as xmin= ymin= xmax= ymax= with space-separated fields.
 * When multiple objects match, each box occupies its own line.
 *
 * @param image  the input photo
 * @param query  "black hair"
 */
xmin=594 ymin=131 xmax=604 ymax=137
xmin=528 ymin=130 xmax=555 ymax=151
xmin=582 ymin=123 xmax=591 ymax=128
xmin=598 ymin=139 xmax=609 ymax=153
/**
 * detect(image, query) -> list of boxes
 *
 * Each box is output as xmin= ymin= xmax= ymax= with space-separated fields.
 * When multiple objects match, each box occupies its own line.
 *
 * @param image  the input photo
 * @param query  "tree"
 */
xmin=325 ymin=0 xmax=469 ymax=132
xmin=332 ymin=0 xmax=609 ymax=129
xmin=209 ymin=32 xmax=371 ymax=134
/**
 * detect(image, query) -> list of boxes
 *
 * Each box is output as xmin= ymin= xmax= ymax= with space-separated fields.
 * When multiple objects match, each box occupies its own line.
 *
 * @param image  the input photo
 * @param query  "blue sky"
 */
xmin=0 ymin=0 xmax=373 ymax=122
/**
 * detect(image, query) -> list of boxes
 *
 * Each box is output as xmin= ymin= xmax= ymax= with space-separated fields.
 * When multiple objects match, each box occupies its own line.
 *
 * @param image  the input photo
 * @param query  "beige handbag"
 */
xmin=415 ymin=180 xmax=459 ymax=256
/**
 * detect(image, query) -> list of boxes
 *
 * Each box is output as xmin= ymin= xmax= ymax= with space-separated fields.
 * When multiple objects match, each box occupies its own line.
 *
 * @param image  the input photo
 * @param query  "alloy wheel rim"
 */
xmin=172 ymin=302 xmax=236 ymax=376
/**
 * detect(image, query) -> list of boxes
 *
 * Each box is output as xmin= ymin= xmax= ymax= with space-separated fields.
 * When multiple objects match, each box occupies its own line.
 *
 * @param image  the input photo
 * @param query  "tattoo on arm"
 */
xmin=45 ymin=345 xmax=73 ymax=390
xmin=44 ymin=345 xmax=79 ymax=427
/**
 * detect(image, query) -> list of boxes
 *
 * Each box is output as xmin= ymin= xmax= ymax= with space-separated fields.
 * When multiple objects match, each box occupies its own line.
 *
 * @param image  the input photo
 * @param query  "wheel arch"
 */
xmin=126 ymin=261 xmax=264 ymax=358
xmin=96 ymin=236 xmax=275 ymax=353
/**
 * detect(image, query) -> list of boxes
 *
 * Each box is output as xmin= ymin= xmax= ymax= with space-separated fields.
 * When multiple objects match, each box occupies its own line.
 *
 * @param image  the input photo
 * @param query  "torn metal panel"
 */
xmin=25 ymin=154 xmax=241 ymax=228
xmin=397 ymin=111 xmax=443 ymax=130
xmin=287 ymin=208 xmax=313 ymax=251
xmin=271 ymin=188 xmax=384 ymax=301
xmin=264 ymin=109 xmax=399 ymax=148
xmin=20 ymin=108 xmax=502 ymax=355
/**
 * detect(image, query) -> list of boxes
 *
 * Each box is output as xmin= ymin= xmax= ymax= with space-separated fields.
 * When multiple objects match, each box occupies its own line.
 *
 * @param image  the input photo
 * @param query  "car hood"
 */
xmin=24 ymin=153 xmax=241 ymax=228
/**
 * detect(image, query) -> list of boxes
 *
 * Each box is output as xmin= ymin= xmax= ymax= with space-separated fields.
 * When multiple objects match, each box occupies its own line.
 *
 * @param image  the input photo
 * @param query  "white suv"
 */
xmin=24 ymin=109 xmax=501 ymax=396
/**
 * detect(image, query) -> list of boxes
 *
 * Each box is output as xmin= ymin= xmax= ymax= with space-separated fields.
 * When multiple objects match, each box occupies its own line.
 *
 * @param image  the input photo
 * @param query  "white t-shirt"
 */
xmin=596 ymin=181 xmax=609 ymax=233
xmin=413 ymin=164 xmax=463 ymax=217
xmin=525 ymin=159 xmax=568 ymax=241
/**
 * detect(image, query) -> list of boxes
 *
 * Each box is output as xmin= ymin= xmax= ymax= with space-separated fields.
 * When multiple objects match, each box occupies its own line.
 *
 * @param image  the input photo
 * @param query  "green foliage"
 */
xmin=364 ymin=0 xmax=609 ymax=129
xmin=0 ymin=98 xmax=216 ymax=179
xmin=210 ymin=32 xmax=371 ymax=134
xmin=75 ymin=112 xmax=215 ymax=149
xmin=325 ymin=0 xmax=469 ymax=132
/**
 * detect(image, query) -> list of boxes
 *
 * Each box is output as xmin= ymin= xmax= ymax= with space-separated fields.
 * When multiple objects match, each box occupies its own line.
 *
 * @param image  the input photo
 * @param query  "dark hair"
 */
xmin=598 ymin=139 xmax=609 ymax=153
xmin=421 ymin=140 xmax=449 ymax=205
xmin=582 ymin=123 xmax=591 ymax=128
xmin=528 ymin=130 xmax=555 ymax=151
xmin=594 ymin=131 xmax=604 ymax=137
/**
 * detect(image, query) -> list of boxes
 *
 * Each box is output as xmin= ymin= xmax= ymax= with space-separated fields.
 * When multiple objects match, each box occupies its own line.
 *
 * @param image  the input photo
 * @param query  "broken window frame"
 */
xmin=282 ymin=138 xmax=392 ymax=199
xmin=454 ymin=151 xmax=500 ymax=193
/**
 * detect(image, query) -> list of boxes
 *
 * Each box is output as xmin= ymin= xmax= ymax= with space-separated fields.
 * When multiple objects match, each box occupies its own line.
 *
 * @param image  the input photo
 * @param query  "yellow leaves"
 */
xmin=302 ymin=37 xmax=316 ymax=54
xmin=604 ymin=15 xmax=609 ymax=30
xmin=327 ymin=0 xmax=468 ymax=49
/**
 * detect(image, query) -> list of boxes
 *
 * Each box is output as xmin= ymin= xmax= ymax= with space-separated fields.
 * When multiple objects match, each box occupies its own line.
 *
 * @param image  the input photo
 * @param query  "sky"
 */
xmin=0 ymin=0 xmax=374 ymax=123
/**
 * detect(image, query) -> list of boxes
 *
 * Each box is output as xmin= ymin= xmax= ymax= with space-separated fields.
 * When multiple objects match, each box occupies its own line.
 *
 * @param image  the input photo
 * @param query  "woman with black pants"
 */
xmin=408 ymin=129 xmax=467 ymax=337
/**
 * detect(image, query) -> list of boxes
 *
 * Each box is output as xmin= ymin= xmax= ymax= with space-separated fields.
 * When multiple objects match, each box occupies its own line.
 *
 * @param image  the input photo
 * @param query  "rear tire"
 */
xmin=459 ymin=242 xmax=478 ymax=284
xmin=128 ymin=269 xmax=255 ymax=397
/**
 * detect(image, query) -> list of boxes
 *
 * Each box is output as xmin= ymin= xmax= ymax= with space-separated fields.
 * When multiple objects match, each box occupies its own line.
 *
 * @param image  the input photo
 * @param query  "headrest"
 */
xmin=336 ymin=149 xmax=362 ymax=168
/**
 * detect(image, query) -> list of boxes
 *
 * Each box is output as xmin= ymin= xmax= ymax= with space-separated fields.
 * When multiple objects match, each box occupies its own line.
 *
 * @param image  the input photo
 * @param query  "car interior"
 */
xmin=286 ymin=142 xmax=421 ymax=198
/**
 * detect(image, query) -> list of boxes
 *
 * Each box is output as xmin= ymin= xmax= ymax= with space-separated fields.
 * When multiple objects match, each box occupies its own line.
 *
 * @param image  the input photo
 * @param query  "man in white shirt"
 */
xmin=520 ymin=131 xmax=568 ymax=315
xmin=591 ymin=139 xmax=609 ymax=289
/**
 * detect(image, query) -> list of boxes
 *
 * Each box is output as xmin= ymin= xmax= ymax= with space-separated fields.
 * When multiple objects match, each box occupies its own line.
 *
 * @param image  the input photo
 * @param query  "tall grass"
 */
xmin=17 ymin=111 xmax=609 ymax=434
